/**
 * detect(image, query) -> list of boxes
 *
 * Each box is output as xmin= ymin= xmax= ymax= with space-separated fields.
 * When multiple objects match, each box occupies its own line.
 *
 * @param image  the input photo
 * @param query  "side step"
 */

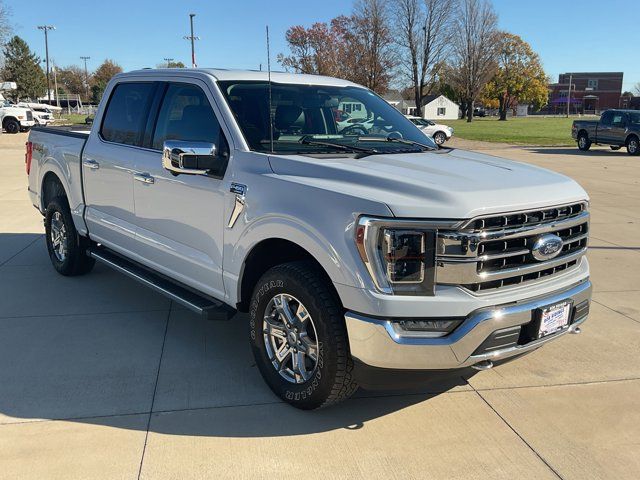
xmin=88 ymin=247 xmax=235 ymax=320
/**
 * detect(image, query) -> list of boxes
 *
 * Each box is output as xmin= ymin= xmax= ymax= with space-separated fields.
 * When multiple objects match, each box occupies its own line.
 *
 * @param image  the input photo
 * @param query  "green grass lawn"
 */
xmin=442 ymin=117 xmax=580 ymax=146
xmin=57 ymin=114 xmax=89 ymax=126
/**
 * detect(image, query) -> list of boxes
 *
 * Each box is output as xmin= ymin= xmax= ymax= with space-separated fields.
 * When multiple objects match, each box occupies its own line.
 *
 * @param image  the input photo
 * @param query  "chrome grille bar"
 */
xmin=436 ymin=202 xmax=589 ymax=293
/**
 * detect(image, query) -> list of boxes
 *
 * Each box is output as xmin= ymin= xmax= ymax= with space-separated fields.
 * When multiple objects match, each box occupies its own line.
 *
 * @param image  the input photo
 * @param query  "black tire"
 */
xmin=610 ymin=146 xmax=622 ymax=151
xmin=627 ymin=136 xmax=640 ymax=156
xmin=44 ymin=196 xmax=95 ymax=276
xmin=3 ymin=118 xmax=19 ymax=134
xmin=577 ymin=133 xmax=591 ymax=151
xmin=433 ymin=131 xmax=447 ymax=146
xmin=249 ymin=261 xmax=357 ymax=409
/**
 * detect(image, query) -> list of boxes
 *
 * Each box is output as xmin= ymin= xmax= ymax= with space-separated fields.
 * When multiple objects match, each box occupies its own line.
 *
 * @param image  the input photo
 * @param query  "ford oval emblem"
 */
xmin=531 ymin=234 xmax=564 ymax=261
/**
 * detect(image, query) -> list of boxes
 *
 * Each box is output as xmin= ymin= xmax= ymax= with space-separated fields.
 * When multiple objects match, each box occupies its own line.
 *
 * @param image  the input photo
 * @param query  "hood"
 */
xmin=267 ymin=149 xmax=588 ymax=219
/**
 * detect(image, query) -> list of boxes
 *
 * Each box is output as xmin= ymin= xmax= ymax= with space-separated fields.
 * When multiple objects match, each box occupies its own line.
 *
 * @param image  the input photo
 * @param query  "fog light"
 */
xmin=397 ymin=319 xmax=462 ymax=335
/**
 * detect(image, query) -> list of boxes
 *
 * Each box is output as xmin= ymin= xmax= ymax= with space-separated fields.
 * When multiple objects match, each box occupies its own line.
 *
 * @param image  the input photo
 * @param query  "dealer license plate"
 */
xmin=537 ymin=301 xmax=571 ymax=338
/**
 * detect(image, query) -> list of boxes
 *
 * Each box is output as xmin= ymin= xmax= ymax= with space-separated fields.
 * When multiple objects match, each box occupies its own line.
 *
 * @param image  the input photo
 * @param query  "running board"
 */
xmin=88 ymin=248 xmax=235 ymax=320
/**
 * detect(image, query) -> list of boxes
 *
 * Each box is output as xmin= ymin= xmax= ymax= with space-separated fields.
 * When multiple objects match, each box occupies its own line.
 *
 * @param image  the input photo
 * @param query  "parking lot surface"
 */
xmin=1 ymin=132 xmax=639 ymax=479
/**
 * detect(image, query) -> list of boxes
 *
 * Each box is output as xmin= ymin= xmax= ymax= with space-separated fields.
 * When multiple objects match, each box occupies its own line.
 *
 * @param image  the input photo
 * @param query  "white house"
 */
xmin=418 ymin=94 xmax=460 ymax=120
xmin=383 ymin=92 xmax=460 ymax=120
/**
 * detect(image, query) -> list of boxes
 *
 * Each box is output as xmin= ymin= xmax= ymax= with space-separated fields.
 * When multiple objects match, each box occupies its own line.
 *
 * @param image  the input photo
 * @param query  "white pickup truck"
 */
xmin=26 ymin=69 xmax=591 ymax=409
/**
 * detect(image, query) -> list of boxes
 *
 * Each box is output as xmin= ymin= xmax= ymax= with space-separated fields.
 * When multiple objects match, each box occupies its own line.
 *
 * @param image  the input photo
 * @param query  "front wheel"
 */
xmin=577 ymin=133 xmax=591 ymax=151
xmin=627 ymin=136 xmax=640 ymax=156
xmin=249 ymin=261 xmax=358 ymax=409
xmin=433 ymin=131 xmax=447 ymax=146
xmin=3 ymin=119 xmax=19 ymax=134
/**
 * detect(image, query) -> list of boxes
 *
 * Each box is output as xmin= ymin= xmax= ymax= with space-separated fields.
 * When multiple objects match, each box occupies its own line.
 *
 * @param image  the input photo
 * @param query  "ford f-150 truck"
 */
xmin=572 ymin=109 xmax=640 ymax=155
xmin=27 ymin=69 xmax=591 ymax=409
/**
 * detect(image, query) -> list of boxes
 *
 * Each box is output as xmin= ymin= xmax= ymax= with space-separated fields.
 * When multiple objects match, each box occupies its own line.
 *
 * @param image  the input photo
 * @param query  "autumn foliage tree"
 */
xmin=278 ymin=0 xmax=393 ymax=94
xmin=90 ymin=59 xmax=123 ymax=103
xmin=483 ymin=33 xmax=548 ymax=120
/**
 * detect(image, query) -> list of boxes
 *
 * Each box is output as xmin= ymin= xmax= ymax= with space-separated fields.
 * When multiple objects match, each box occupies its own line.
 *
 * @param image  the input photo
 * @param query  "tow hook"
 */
xmin=471 ymin=360 xmax=494 ymax=371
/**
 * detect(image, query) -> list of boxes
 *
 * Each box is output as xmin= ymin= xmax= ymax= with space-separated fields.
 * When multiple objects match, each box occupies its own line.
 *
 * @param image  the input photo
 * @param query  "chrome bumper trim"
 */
xmin=345 ymin=279 xmax=591 ymax=370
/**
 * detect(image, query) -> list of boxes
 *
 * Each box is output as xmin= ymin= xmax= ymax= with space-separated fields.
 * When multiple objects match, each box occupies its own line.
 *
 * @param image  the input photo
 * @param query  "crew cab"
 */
xmin=572 ymin=109 xmax=640 ymax=155
xmin=405 ymin=115 xmax=454 ymax=145
xmin=27 ymin=69 xmax=591 ymax=409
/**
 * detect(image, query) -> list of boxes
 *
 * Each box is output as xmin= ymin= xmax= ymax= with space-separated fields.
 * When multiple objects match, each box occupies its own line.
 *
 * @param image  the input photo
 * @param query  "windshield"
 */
xmin=218 ymin=81 xmax=436 ymax=155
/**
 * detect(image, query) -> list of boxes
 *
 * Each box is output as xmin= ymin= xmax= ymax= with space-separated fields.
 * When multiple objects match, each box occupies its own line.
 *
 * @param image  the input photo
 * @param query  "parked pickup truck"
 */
xmin=572 ymin=109 xmax=640 ymax=155
xmin=27 ymin=69 xmax=592 ymax=409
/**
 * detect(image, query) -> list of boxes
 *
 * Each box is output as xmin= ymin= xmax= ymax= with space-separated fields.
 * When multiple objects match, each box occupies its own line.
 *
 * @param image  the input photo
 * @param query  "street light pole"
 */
xmin=163 ymin=57 xmax=174 ymax=68
xmin=183 ymin=14 xmax=200 ymax=68
xmin=37 ymin=25 xmax=55 ymax=104
xmin=80 ymin=56 xmax=90 ymax=101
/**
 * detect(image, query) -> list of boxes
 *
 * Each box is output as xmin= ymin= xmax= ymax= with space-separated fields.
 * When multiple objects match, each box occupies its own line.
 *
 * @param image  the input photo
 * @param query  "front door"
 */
xmin=131 ymin=81 xmax=229 ymax=299
xmin=609 ymin=112 xmax=628 ymax=145
xmin=83 ymin=81 xmax=158 ymax=255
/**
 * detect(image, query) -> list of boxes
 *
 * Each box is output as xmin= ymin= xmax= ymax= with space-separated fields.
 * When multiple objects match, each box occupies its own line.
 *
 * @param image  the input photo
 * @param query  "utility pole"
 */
xmin=37 ymin=25 xmax=55 ymax=104
xmin=566 ymin=73 xmax=573 ymax=118
xmin=183 ymin=14 xmax=199 ymax=68
xmin=52 ymin=61 xmax=60 ymax=108
xmin=80 ymin=56 xmax=90 ymax=101
xmin=163 ymin=57 xmax=174 ymax=68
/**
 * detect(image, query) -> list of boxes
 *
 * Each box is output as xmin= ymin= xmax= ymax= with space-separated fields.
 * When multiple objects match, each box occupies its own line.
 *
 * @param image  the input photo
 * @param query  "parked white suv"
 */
xmin=26 ymin=69 xmax=591 ymax=409
xmin=405 ymin=115 xmax=453 ymax=145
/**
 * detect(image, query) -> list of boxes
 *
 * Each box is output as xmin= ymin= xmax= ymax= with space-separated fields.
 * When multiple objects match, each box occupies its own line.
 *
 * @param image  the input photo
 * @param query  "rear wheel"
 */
xmin=44 ymin=196 xmax=95 ymax=276
xmin=249 ymin=261 xmax=357 ymax=409
xmin=433 ymin=131 xmax=447 ymax=146
xmin=627 ymin=136 xmax=640 ymax=156
xmin=577 ymin=133 xmax=591 ymax=151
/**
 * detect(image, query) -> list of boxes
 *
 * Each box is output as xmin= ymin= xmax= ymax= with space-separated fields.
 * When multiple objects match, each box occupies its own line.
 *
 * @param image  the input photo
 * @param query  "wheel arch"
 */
xmin=236 ymin=238 xmax=339 ymax=313
xmin=41 ymin=171 xmax=68 ymax=210
xmin=625 ymin=133 xmax=639 ymax=145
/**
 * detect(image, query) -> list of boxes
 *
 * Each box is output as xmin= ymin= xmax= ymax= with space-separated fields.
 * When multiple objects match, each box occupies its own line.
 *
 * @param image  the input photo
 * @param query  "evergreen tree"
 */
xmin=2 ymin=36 xmax=47 ymax=100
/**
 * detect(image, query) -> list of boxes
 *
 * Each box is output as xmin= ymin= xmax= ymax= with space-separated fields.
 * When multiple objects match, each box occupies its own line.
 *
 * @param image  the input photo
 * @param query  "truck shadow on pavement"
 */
xmin=0 ymin=233 xmax=473 ymax=437
xmin=526 ymin=147 xmax=629 ymax=156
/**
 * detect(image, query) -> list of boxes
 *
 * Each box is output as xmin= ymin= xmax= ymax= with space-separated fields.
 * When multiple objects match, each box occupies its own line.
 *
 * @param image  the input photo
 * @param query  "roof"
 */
xmin=123 ymin=68 xmax=361 ymax=87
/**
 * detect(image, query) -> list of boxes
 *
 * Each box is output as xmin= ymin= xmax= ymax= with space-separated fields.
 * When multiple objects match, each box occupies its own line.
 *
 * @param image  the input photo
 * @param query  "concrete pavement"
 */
xmin=1 ymin=132 xmax=639 ymax=479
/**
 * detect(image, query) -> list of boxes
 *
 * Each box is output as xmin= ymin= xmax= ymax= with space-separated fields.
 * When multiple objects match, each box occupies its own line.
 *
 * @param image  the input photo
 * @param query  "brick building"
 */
xmin=547 ymin=72 xmax=623 ymax=114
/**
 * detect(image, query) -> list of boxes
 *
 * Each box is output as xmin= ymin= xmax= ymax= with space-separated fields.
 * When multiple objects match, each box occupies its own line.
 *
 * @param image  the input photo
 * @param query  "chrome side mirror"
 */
xmin=162 ymin=140 xmax=221 ymax=176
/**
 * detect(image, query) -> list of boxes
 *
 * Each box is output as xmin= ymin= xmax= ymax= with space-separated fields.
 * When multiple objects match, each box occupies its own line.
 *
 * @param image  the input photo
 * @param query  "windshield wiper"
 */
xmin=357 ymin=136 xmax=436 ymax=151
xmin=299 ymin=137 xmax=378 ymax=155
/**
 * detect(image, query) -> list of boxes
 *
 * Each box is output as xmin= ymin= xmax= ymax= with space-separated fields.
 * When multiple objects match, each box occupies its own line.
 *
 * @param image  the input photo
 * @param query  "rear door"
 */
xmin=130 ymin=80 xmax=230 ymax=299
xmin=83 ymin=81 xmax=159 ymax=254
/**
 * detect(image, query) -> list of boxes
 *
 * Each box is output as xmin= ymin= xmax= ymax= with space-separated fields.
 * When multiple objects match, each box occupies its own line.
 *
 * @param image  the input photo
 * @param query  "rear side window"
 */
xmin=152 ymin=83 xmax=223 ymax=151
xmin=101 ymin=82 xmax=156 ymax=146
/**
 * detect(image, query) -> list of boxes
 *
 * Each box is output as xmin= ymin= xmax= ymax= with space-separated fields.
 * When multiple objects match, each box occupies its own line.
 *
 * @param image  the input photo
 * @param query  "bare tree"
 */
xmin=0 ymin=0 xmax=12 ymax=67
xmin=634 ymin=82 xmax=640 ymax=97
xmin=448 ymin=0 xmax=500 ymax=122
xmin=393 ymin=0 xmax=455 ymax=116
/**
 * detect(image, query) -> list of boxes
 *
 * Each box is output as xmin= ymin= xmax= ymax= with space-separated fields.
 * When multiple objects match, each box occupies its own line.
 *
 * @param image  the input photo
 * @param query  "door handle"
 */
xmin=133 ymin=173 xmax=155 ymax=184
xmin=83 ymin=159 xmax=100 ymax=170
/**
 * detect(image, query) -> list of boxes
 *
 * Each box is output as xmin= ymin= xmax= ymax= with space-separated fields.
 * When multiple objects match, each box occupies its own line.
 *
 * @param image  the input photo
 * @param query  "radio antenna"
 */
xmin=266 ymin=25 xmax=274 ymax=153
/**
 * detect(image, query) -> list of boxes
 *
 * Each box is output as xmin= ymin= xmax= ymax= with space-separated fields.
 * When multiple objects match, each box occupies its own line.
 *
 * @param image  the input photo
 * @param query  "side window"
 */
xmin=101 ymin=82 xmax=156 ymax=146
xmin=600 ymin=111 xmax=613 ymax=126
xmin=612 ymin=113 xmax=625 ymax=127
xmin=152 ymin=83 xmax=227 ymax=154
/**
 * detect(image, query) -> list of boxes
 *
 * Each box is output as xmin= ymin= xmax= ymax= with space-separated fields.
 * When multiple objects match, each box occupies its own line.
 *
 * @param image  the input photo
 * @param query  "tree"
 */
xmin=634 ymin=83 xmax=640 ymax=96
xmin=483 ymin=33 xmax=548 ymax=120
xmin=90 ymin=59 xmax=122 ymax=103
xmin=448 ymin=0 xmax=500 ymax=122
xmin=393 ymin=0 xmax=455 ymax=116
xmin=156 ymin=60 xmax=185 ymax=68
xmin=278 ymin=0 xmax=394 ymax=94
xmin=1 ymin=36 xmax=46 ymax=100
xmin=57 ymin=65 xmax=86 ymax=97
xmin=0 ymin=0 xmax=11 ymax=48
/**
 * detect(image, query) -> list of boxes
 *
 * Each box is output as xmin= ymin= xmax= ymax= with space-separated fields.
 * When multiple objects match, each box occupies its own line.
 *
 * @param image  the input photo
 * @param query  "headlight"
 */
xmin=355 ymin=217 xmax=438 ymax=296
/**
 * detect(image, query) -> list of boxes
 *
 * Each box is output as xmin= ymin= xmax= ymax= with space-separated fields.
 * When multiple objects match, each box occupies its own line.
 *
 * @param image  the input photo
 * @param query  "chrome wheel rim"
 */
xmin=263 ymin=293 xmax=319 ymax=384
xmin=435 ymin=133 xmax=445 ymax=145
xmin=50 ymin=211 xmax=68 ymax=262
xmin=630 ymin=140 xmax=638 ymax=153
xmin=579 ymin=137 xmax=587 ymax=148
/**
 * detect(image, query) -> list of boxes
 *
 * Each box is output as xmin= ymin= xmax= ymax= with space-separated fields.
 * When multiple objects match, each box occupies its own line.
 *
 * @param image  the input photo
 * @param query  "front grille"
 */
xmin=437 ymin=202 xmax=589 ymax=293
xmin=26 ymin=111 xmax=33 ymax=121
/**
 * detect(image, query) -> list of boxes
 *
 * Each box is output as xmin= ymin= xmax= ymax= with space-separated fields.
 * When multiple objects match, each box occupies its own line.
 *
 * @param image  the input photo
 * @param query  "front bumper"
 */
xmin=345 ymin=279 xmax=591 ymax=370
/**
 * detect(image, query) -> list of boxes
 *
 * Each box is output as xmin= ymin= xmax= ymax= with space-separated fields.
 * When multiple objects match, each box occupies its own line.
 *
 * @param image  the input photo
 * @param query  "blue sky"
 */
xmin=7 ymin=0 xmax=639 ymax=91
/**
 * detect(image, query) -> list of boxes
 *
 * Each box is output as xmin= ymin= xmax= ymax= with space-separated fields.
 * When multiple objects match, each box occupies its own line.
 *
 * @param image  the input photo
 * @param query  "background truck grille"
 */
xmin=437 ymin=202 xmax=589 ymax=293
xmin=26 ymin=111 xmax=33 ymax=121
